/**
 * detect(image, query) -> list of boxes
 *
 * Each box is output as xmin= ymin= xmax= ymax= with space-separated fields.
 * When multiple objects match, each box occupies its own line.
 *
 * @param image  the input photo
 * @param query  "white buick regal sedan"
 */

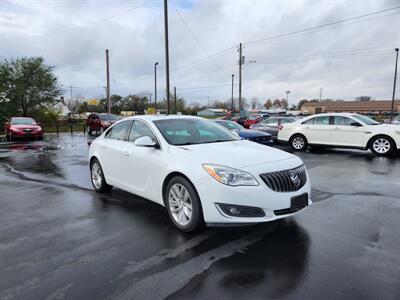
xmin=89 ymin=115 xmax=311 ymax=232
xmin=278 ymin=113 xmax=400 ymax=157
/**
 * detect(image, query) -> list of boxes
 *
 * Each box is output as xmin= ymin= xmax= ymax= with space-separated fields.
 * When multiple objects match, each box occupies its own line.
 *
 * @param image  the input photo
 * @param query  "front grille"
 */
xmin=260 ymin=165 xmax=307 ymax=192
xmin=249 ymin=136 xmax=272 ymax=144
xmin=23 ymin=129 xmax=33 ymax=132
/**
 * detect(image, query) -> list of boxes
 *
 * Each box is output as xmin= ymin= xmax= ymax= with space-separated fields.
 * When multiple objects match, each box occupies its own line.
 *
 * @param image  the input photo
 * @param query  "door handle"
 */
xmin=122 ymin=150 xmax=130 ymax=157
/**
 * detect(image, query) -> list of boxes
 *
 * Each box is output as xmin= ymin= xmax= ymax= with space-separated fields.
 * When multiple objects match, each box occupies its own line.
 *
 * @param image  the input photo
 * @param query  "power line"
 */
xmin=244 ymin=5 xmax=400 ymax=46
xmin=170 ymin=0 xmax=218 ymax=67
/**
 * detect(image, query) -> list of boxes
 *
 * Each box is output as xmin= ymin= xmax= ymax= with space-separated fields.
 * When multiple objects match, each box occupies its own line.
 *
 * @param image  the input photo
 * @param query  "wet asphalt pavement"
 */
xmin=0 ymin=134 xmax=399 ymax=300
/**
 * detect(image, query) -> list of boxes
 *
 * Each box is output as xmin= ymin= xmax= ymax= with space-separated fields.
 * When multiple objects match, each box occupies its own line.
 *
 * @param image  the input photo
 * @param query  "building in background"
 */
xmin=301 ymin=100 xmax=400 ymax=115
xmin=197 ymin=108 xmax=228 ymax=117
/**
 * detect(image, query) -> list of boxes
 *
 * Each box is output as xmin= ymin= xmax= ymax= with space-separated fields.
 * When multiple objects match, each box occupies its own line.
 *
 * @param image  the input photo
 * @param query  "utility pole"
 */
xmin=319 ymin=88 xmax=322 ymax=102
xmin=390 ymin=48 xmax=399 ymax=123
xmin=163 ymin=0 xmax=171 ymax=114
xmin=238 ymin=43 xmax=243 ymax=115
xmin=149 ymin=93 xmax=152 ymax=106
xmin=106 ymin=49 xmax=111 ymax=114
xmin=154 ymin=62 xmax=158 ymax=113
xmin=231 ymin=74 xmax=235 ymax=113
xmin=174 ymin=86 xmax=177 ymax=114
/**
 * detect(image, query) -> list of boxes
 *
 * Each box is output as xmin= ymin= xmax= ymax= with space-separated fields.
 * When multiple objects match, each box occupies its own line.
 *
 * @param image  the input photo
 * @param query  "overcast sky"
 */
xmin=1 ymin=0 xmax=399 ymax=106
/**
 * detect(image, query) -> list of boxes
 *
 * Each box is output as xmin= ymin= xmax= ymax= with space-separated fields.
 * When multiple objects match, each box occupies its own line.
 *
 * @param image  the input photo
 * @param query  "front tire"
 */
xmin=165 ymin=176 xmax=204 ymax=232
xmin=370 ymin=135 xmax=395 ymax=157
xmin=290 ymin=134 xmax=308 ymax=151
xmin=90 ymin=159 xmax=113 ymax=193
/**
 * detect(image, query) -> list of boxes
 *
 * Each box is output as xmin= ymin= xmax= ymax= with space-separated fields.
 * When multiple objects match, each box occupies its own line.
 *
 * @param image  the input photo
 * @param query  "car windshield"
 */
xmin=351 ymin=114 xmax=379 ymax=125
xmin=248 ymin=115 xmax=260 ymax=120
xmin=99 ymin=114 xmax=118 ymax=121
xmin=154 ymin=118 xmax=238 ymax=146
xmin=10 ymin=118 xmax=36 ymax=125
xmin=216 ymin=121 xmax=244 ymax=130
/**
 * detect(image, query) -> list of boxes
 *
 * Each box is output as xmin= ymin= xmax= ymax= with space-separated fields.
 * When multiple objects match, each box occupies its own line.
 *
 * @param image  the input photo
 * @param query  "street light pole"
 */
xmin=390 ymin=48 xmax=399 ymax=123
xmin=163 ymin=0 xmax=171 ymax=114
xmin=238 ymin=43 xmax=243 ymax=115
xmin=231 ymin=74 xmax=234 ymax=113
xmin=154 ymin=62 xmax=158 ymax=113
xmin=106 ymin=49 xmax=111 ymax=114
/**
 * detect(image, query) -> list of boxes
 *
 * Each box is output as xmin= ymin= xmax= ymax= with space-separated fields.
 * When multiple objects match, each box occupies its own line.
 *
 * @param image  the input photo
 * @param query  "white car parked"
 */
xmin=278 ymin=113 xmax=400 ymax=156
xmin=89 ymin=115 xmax=311 ymax=232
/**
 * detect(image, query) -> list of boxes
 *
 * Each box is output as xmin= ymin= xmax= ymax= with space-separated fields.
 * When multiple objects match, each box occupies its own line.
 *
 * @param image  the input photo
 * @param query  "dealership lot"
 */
xmin=0 ymin=134 xmax=399 ymax=300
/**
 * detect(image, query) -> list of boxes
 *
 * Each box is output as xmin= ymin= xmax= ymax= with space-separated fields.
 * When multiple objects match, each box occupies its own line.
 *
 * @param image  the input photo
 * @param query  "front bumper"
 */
xmin=9 ymin=131 xmax=42 ymax=138
xmin=195 ymin=168 xmax=312 ymax=224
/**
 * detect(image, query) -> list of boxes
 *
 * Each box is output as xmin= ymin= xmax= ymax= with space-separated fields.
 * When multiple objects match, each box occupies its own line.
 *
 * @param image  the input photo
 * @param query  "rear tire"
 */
xmin=290 ymin=134 xmax=308 ymax=151
xmin=90 ymin=158 xmax=113 ymax=193
xmin=369 ymin=135 xmax=395 ymax=157
xmin=165 ymin=176 xmax=204 ymax=232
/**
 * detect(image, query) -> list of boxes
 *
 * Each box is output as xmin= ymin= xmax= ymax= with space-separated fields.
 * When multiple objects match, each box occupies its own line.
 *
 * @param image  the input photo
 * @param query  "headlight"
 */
xmin=11 ymin=127 xmax=20 ymax=132
xmin=203 ymin=164 xmax=259 ymax=186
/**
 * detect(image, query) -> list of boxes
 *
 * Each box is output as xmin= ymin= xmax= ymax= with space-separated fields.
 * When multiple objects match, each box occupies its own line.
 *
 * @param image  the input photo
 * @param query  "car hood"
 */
xmin=173 ymin=140 xmax=299 ymax=169
xmin=237 ymin=129 xmax=271 ymax=138
xmin=12 ymin=125 xmax=40 ymax=129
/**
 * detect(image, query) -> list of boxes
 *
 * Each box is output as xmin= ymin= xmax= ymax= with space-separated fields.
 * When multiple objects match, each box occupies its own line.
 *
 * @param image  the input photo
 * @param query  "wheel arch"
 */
xmin=366 ymin=134 xmax=396 ymax=149
xmin=161 ymin=171 xmax=201 ymax=207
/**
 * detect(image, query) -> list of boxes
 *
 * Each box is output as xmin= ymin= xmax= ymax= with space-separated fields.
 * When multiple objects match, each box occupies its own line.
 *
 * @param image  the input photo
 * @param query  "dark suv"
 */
xmin=86 ymin=113 xmax=119 ymax=135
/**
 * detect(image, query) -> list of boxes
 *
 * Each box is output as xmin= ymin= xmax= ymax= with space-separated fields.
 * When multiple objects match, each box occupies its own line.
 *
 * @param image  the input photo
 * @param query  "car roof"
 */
xmin=125 ymin=114 xmax=204 ymax=122
xmin=308 ymin=113 xmax=357 ymax=117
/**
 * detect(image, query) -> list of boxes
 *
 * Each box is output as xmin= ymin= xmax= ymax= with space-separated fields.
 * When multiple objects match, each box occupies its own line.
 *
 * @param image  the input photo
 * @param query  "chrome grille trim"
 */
xmin=259 ymin=165 xmax=307 ymax=192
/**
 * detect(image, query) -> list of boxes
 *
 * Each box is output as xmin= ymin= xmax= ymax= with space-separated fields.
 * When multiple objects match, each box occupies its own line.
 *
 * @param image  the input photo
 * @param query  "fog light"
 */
xmin=217 ymin=203 xmax=265 ymax=218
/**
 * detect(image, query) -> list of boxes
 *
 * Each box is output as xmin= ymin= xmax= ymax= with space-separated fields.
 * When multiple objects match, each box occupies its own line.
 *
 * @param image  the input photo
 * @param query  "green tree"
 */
xmin=0 ymin=57 xmax=61 ymax=117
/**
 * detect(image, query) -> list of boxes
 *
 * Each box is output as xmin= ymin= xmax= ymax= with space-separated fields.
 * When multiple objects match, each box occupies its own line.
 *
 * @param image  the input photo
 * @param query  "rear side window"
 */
xmin=334 ymin=116 xmax=354 ymax=126
xmin=305 ymin=116 xmax=330 ymax=125
xmin=105 ymin=121 xmax=131 ymax=141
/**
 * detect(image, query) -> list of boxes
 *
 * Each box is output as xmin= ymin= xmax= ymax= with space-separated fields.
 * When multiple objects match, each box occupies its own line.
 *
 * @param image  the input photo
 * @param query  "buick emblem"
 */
xmin=290 ymin=172 xmax=301 ymax=187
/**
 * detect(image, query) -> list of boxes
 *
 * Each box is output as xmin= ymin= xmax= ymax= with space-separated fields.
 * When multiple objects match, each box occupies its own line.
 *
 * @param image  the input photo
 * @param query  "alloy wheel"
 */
xmin=372 ymin=138 xmax=390 ymax=154
xmin=292 ymin=137 xmax=305 ymax=150
xmin=168 ymin=183 xmax=193 ymax=226
xmin=91 ymin=162 xmax=103 ymax=189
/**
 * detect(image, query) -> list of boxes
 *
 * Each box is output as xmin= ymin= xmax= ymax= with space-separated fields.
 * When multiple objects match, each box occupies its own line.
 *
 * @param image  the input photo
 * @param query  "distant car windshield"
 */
xmin=10 ymin=118 xmax=36 ymax=125
xmin=154 ymin=118 xmax=238 ymax=146
xmin=99 ymin=114 xmax=118 ymax=121
xmin=216 ymin=120 xmax=244 ymax=131
xmin=248 ymin=115 xmax=260 ymax=120
xmin=352 ymin=114 xmax=379 ymax=125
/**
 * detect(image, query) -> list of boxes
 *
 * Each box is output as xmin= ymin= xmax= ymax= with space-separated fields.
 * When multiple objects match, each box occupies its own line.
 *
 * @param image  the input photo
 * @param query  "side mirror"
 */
xmin=350 ymin=122 xmax=362 ymax=127
xmin=134 ymin=136 xmax=158 ymax=148
xmin=4 ymin=122 xmax=9 ymax=126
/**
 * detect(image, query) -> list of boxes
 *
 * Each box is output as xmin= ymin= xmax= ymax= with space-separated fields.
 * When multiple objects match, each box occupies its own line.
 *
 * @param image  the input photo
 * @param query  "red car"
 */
xmin=86 ymin=113 xmax=119 ymax=135
xmin=4 ymin=117 xmax=43 ymax=141
xmin=243 ymin=114 xmax=263 ymax=129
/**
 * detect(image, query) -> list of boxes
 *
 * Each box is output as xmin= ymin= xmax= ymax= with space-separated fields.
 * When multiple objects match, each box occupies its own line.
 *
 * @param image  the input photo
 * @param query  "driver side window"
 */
xmin=128 ymin=120 xmax=157 ymax=143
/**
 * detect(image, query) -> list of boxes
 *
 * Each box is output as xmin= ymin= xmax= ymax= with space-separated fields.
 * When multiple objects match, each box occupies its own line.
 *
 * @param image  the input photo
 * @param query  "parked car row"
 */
xmin=3 ymin=113 xmax=120 ymax=141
